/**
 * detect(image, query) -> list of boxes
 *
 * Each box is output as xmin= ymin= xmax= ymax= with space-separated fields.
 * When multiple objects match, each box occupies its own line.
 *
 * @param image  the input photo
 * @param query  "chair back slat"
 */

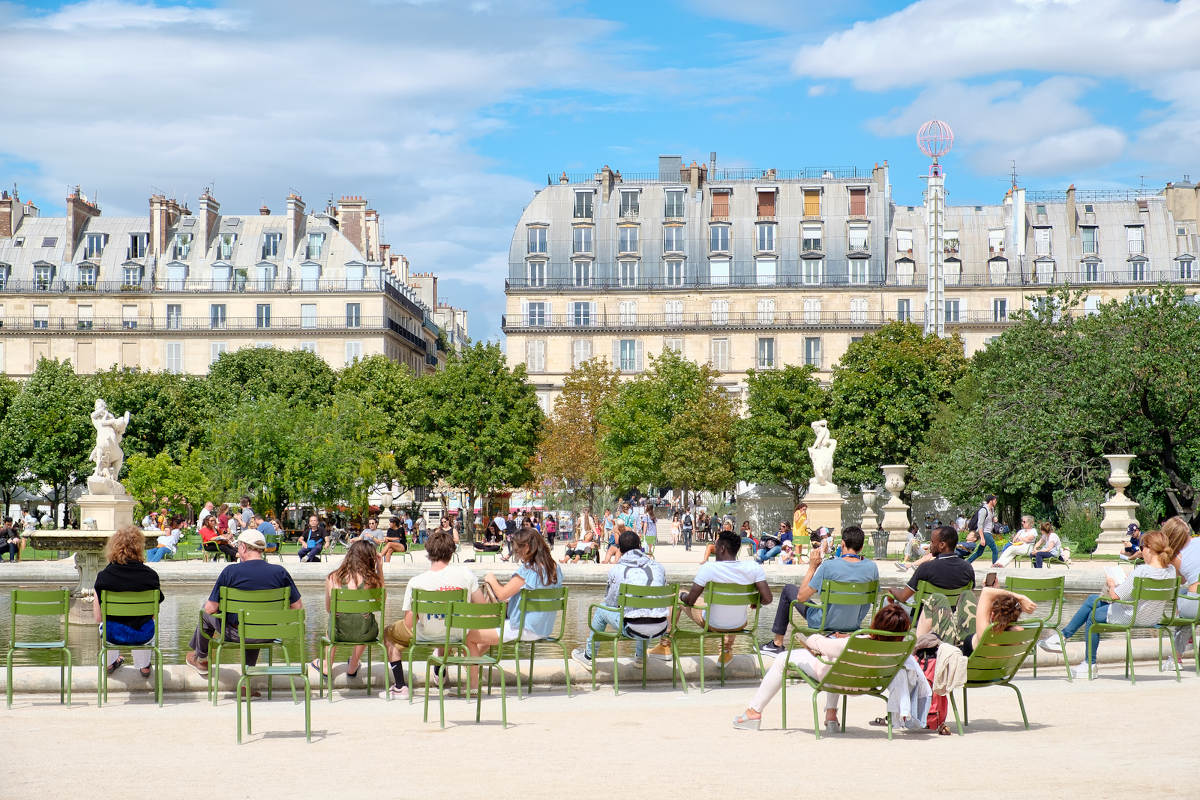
xmin=220 ymin=586 xmax=291 ymax=615
xmin=329 ymin=586 xmax=384 ymax=615
xmin=1003 ymin=575 xmax=1066 ymax=627
xmin=1132 ymin=577 xmax=1178 ymax=604
xmin=446 ymin=601 xmax=505 ymax=632
xmin=816 ymin=630 xmax=916 ymax=695
xmin=965 ymin=622 xmax=1041 ymax=685
xmin=823 ymin=580 xmax=879 ymax=606
xmin=239 ymin=608 xmax=307 ymax=653
xmin=13 ymin=588 xmax=71 ymax=617
xmin=704 ymin=582 xmax=761 ymax=607
xmin=412 ymin=587 xmax=466 ymax=618
xmin=618 ymin=583 xmax=678 ymax=610
xmin=100 ymin=589 xmax=161 ymax=618
xmin=518 ymin=587 xmax=568 ymax=613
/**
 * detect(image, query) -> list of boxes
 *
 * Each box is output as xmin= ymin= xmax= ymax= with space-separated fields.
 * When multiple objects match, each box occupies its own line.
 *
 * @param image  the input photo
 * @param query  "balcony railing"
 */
xmin=0 ymin=277 xmax=400 ymax=295
xmin=502 ymin=309 xmax=1014 ymax=332
xmin=0 ymin=315 xmax=394 ymax=334
xmin=552 ymin=166 xmax=870 ymax=185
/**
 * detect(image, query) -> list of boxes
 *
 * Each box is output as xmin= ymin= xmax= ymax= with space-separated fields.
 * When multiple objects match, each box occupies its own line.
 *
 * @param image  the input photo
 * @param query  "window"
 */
xmin=210 ymin=342 xmax=227 ymax=364
xmin=1130 ymin=260 xmax=1147 ymax=281
xmin=573 ymin=261 xmax=591 ymax=287
xmin=1127 ymin=226 xmax=1145 ymax=255
xmin=943 ymin=230 xmax=960 ymax=255
xmin=172 ymin=233 xmax=193 ymax=259
xmin=1084 ymin=296 xmax=1100 ymax=316
xmin=41 ymin=236 xmax=57 ymax=248
xmin=804 ymin=337 xmax=821 ymax=368
xmin=77 ymin=264 xmax=97 ymax=288
xmin=301 ymin=304 xmax=317 ymax=329
xmin=895 ymin=260 xmax=915 ymax=286
xmin=757 ymin=337 xmax=775 ymax=368
xmin=84 ymin=233 xmax=107 ymax=259
xmin=944 ymin=299 xmax=961 ymax=323
xmin=256 ymin=303 xmax=271 ymax=329
xmin=255 ymin=342 xmax=272 ymax=350
xmin=710 ymin=338 xmax=730 ymax=371
xmin=709 ymin=224 xmax=729 ymax=252
xmin=619 ymin=190 xmax=640 ymax=217
xmin=709 ymin=258 xmax=729 ymax=285
xmin=757 ymin=298 xmax=775 ymax=324
xmin=1035 ymin=261 xmax=1055 ymax=284
xmin=944 ymin=259 xmax=961 ymax=285
xmin=33 ymin=304 xmax=48 ymax=329
xmin=849 ymin=298 xmax=868 ymax=323
xmin=122 ymin=265 xmax=142 ymax=287
xmin=301 ymin=263 xmax=321 ymax=290
xmin=261 ymin=232 xmax=281 ymax=259
xmin=527 ymin=261 xmax=545 ymax=288
xmin=802 ymin=224 xmax=822 ymax=252
xmin=756 ymin=223 xmax=776 ymax=252
xmin=573 ymin=191 xmax=593 ymax=219
xmin=710 ymin=299 xmax=729 ymax=324
xmin=756 ymin=257 xmax=776 ymax=286
xmin=0 ymin=264 xmax=7 ymax=289
xmin=210 ymin=263 xmax=232 ymax=291
xmin=849 ymin=224 xmax=870 ymax=252
xmin=571 ymin=338 xmax=592 ymax=368
xmin=571 ymin=301 xmax=593 ymax=326
xmin=306 ymin=232 xmax=325 ymax=260
xmin=12 ymin=237 xmax=22 ymax=248
xmin=345 ymin=341 xmax=362 ymax=366
xmin=166 ymin=304 xmax=181 ymax=330
xmin=618 ymin=300 xmax=638 ymax=325
xmin=1181 ymin=259 xmax=1196 ymax=280
xmin=848 ymin=261 xmax=869 ymax=285
xmin=849 ymin=188 xmax=867 ymax=216
xmin=801 ymin=259 xmax=824 ymax=285
xmin=756 ymin=189 xmax=776 ymax=217
xmin=1035 ymin=204 xmax=1047 ymax=216
xmin=664 ymin=190 xmax=686 ymax=218
xmin=993 ymin=298 xmax=1007 ymax=322
xmin=525 ymin=340 xmax=546 ymax=372
xmin=129 ymin=233 xmax=148 ymax=259
xmin=1081 ymin=226 xmax=1098 ymax=254
xmin=663 ymin=226 xmax=685 ymax=253
xmin=299 ymin=342 xmax=316 ymax=355
xmin=572 ymin=226 xmax=593 ymax=254
xmin=897 ymin=229 xmax=913 ymax=254
xmin=617 ymin=339 xmax=642 ymax=372
xmin=663 ymin=337 xmax=683 ymax=355
xmin=1082 ymin=260 xmax=1101 ymax=282
xmin=34 ymin=264 xmax=53 ymax=290
xmin=618 ymin=260 xmax=639 ymax=287
xmin=803 ymin=189 xmax=820 ymax=217
xmin=1034 ymin=228 xmax=1051 ymax=256
xmin=803 ymin=298 xmax=822 ymax=324
xmin=218 ymin=233 xmax=236 ymax=260
xmin=618 ymin=226 xmax=639 ymax=254
xmin=525 ymin=301 xmax=546 ymax=327
xmin=166 ymin=342 xmax=183 ymax=374
xmin=988 ymin=229 xmax=1004 ymax=256
xmin=77 ymin=305 xmax=93 ymax=330
xmin=121 ymin=304 xmax=137 ymax=330
xmin=896 ymin=298 xmax=911 ymax=322
xmin=209 ymin=304 xmax=226 ymax=330
xmin=711 ymin=190 xmax=730 ymax=218
xmin=527 ymin=227 xmax=548 ymax=255
xmin=664 ymin=300 xmax=683 ymax=324
xmin=664 ymin=259 xmax=684 ymax=286
xmin=989 ymin=259 xmax=1009 ymax=285
xmin=345 ymin=303 xmax=361 ymax=328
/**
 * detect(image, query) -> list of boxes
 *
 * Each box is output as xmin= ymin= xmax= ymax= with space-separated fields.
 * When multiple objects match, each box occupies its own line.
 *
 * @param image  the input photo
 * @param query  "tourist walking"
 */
xmin=965 ymin=495 xmax=999 ymax=564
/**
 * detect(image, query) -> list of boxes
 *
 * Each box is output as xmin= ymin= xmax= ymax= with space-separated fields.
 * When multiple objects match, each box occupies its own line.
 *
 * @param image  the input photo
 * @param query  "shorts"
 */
xmin=502 ymin=622 xmax=544 ymax=642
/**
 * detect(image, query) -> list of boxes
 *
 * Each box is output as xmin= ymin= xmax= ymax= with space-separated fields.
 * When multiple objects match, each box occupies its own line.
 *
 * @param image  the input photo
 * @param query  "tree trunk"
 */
xmin=465 ymin=490 xmax=477 ymax=538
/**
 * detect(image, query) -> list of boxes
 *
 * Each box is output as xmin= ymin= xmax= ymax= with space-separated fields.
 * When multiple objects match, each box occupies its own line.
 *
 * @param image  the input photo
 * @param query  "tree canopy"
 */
xmin=534 ymin=357 xmax=620 ymax=511
xmin=735 ymin=365 xmax=829 ymax=504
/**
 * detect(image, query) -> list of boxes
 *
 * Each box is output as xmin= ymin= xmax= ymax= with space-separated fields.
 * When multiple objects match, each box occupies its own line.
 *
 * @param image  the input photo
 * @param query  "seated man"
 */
xmin=572 ymin=529 xmax=668 ymax=667
xmin=677 ymin=529 xmax=772 ymax=663
xmin=888 ymin=525 xmax=976 ymax=618
xmin=252 ymin=514 xmax=279 ymax=555
xmin=184 ymin=530 xmax=303 ymax=688
xmin=1 ymin=517 xmax=20 ymax=562
xmin=298 ymin=515 xmax=326 ymax=563
xmin=1120 ymin=523 xmax=1142 ymax=561
xmin=561 ymin=530 xmax=598 ymax=563
xmin=145 ymin=520 xmax=183 ymax=562
xmin=351 ymin=517 xmax=384 ymax=544
xmin=760 ymin=525 xmax=878 ymax=657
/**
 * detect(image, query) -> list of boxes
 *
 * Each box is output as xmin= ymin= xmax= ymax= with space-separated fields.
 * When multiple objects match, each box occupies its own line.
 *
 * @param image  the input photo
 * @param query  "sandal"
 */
xmin=868 ymin=716 xmax=890 ymax=727
xmin=139 ymin=666 xmax=152 ymax=678
xmin=732 ymin=712 xmax=762 ymax=731
xmin=106 ymin=656 xmax=125 ymax=675
xmin=309 ymin=659 xmax=328 ymax=677
xmin=347 ymin=666 xmax=360 ymax=679
xmin=938 ymin=723 xmax=952 ymax=736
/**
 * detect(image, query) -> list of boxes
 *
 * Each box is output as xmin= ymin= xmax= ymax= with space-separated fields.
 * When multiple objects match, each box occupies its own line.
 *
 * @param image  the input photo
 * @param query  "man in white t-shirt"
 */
xmin=675 ymin=529 xmax=773 ymax=664
xmin=383 ymin=529 xmax=484 ymax=698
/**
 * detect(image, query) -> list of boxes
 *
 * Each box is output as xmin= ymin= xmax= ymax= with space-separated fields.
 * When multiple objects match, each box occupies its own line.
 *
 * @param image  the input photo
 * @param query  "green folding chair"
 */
xmin=424 ymin=602 xmax=508 ymax=729
xmin=6 ymin=588 xmax=72 ymax=708
xmin=1158 ymin=587 xmax=1200 ymax=676
xmin=235 ymin=607 xmax=311 ymax=744
xmin=317 ymin=586 xmax=387 ymax=702
xmin=1004 ymin=574 xmax=1070 ymax=680
xmin=204 ymin=586 xmax=293 ymax=704
xmin=910 ymin=579 xmax=974 ymax=626
xmin=792 ymin=579 xmax=880 ymax=637
xmin=780 ymin=628 xmax=917 ymax=739
xmin=584 ymin=582 xmax=680 ymax=695
xmin=948 ymin=621 xmax=1043 ymax=734
xmin=496 ymin=587 xmax=571 ymax=698
xmin=404 ymin=588 xmax=467 ymax=703
xmin=671 ymin=582 xmax=765 ymax=691
xmin=97 ymin=589 xmax=164 ymax=707
xmin=1085 ymin=576 xmax=1180 ymax=683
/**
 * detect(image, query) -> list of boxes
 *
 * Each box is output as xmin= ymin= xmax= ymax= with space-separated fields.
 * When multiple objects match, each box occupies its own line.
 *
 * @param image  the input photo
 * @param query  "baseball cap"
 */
xmin=236 ymin=529 xmax=267 ymax=550
xmin=1127 ymin=522 xmax=1140 ymax=535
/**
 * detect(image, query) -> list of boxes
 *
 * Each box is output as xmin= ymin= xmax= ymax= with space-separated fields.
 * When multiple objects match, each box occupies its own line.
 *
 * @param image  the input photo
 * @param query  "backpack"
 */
xmin=967 ymin=506 xmax=987 ymax=533
xmin=918 ymin=653 xmax=947 ymax=730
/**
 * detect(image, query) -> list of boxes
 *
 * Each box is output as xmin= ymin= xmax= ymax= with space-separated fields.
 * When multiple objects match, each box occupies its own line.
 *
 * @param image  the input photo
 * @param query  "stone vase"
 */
xmin=880 ymin=465 xmax=910 ymax=543
xmin=861 ymin=488 xmax=878 ymax=529
xmin=1099 ymin=454 xmax=1139 ymax=553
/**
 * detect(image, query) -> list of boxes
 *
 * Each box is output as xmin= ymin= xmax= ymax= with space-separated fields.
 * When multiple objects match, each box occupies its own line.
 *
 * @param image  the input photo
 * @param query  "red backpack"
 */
xmin=920 ymin=654 xmax=947 ymax=730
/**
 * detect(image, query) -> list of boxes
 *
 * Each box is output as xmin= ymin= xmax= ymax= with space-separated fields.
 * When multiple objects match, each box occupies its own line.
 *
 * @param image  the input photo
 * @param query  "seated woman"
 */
xmin=561 ymin=530 xmax=598 ymax=563
xmin=311 ymin=539 xmax=384 ymax=680
xmin=994 ymin=515 xmax=1039 ymax=567
xmin=896 ymin=524 xmax=927 ymax=572
xmin=145 ymin=518 xmax=183 ymax=562
xmin=474 ymin=520 xmax=504 ymax=553
xmin=1031 ymin=522 xmax=1067 ymax=568
xmin=733 ymin=601 xmax=913 ymax=732
xmin=380 ymin=518 xmax=408 ymax=562
xmin=94 ymin=525 xmax=165 ymax=678
xmin=755 ymin=523 xmax=788 ymax=564
xmin=1041 ymin=529 xmax=1176 ymax=674
xmin=199 ymin=514 xmax=236 ymax=562
xmin=465 ymin=529 xmax=564 ymax=693
xmin=916 ymin=584 xmax=1034 ymax=657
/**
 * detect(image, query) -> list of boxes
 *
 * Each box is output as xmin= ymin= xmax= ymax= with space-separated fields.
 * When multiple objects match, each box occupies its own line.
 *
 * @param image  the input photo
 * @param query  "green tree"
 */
xmin=335 ymin=355 xmax=422 ymax=489
xmin=124 ymin=450 xmax=211 ymax=520
xmin=2 ymin=359 xmax=93 ymax=525
xmin=206 ymin=347 xmax=337 ymax=412
xmin=412 ymin=343 xmax=542 ymax=536
xmin=90 ymin=368 xmax=211 ymax=460
xmin=828 ymin=322 xmax=968 ymax=490
xmin=661 ymin=385 xmax=737 ymax=503
xmin=0 ymin=374 xmax=25 ymax=513
xmin=735 ymin=365 xmax=829 ymax=505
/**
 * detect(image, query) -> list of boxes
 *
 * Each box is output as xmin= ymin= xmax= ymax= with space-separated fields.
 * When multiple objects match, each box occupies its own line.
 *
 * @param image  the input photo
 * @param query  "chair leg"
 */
xmin=811 ymin=691 xmax=821 ymax=740
xmin=963 ymin=687 xmax=969 ymax=725
xmin=886 ymin=710 xmax=893 ymax=741
xmin=1008 ymin=682 xmax=1029 ymax=729
xmin=612 ymin=640 xmax=619 ymax=695
xmin=500 ymin=658 xmax=508 ymax=729
xmin=1126 ymin=634 xmax=1135 ymax=684
xmin=64 ymin=650 xmax=72 ymax=707
xmin=96 ymin=648 xmax=104 ymax=709
xmin=781 ymin=672 xmax=788 ymax=730
xmin=698 ymin=636 xmax=706 ymax=693
xmin=236 ymin=676 xmax=245 ymax=743
xmin=948 ymin=692 xmax=964 ymax=735
xmin=6 ymin=651 xmax=13 ymax=708
xmin=560 ymin=643 xmax=572 ymax=698
xmin=422 ymin=661 xmax=432 ymax=722
xmin=303 ymin=675 xmax=312 ymax=743
xmin=1057 ymin=630 xmax=1072 ymax=682
xmin=528 ymin=643 xmax=536 ymax=696
xmin=438 ymin=664 xmax=447 ymax=728
xmin=840 ymin=695 xmax=847 ymax=732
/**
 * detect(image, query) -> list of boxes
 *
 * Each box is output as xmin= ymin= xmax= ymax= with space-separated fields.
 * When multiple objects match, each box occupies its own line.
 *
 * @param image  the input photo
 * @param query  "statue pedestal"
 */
xmin=76 ymin=493 xmax=136 ymax=531
xmin=1098 ymin=494 xmax=1140 ymax=555
xmin=881 ymin=499 xmax=911 ymax=544
xmin=803 ymin=486 xmax=844 ymax=534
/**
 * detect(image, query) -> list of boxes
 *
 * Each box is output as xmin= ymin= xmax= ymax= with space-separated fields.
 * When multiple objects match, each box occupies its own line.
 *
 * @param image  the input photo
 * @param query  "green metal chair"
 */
xmin=1004 ymin=574 xmax=1071 ymax=680
xmin=496 ymin=587 xmax=571 ymax=698
xmin=1085 ymin=576 xmax=1180 ymax=683
xmin=780 ymin=628 xmax=917 ymax=739
xmin=235 ymin=607 xmax=311 ymax=744
xmin=1158 ymin=587 xmax=1200 ymax=676
xmin=671 ymin=582 xmax=765 ymax=691
xmin=317 ymin=586 xmax=387 ymax=702
xmin=792 ymin=579 xmax=880 ymax=637
xmin=584 ymin=582 xmax=681 ymax=695
xmin=910 ymin=579 xmax=974 ymax=626
xmin=6 ymin=588 xmax=72 ymax=708
xmin=97 ymin=589 xmax=164 ymax=707
xmin=404 ymin=588 xmax=468 ymax=703
xmin=948 ymin=621 xmax=1043 ymax=734
xmin=470 ymin=541 xmax=501 ymax=562
xmin=423 ymin=601 xmax=508 ymax=729
xmin=204 ymin=586 xmax=293 ymax=704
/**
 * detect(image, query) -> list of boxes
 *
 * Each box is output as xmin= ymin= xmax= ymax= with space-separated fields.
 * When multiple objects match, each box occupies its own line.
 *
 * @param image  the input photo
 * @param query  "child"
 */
xmin=781 ymin=541 xmax=795 ymax=565
xmin=1120 ymin=523 xmax=1142 ymax=561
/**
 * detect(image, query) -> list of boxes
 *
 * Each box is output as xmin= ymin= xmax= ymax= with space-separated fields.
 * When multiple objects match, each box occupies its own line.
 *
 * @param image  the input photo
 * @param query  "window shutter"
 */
xmin=804 ymin=190 xmax=820 ymax=217
xmin=711 ymin=191 xmax=729 ymax=218
xmin=636 ymin=340 xmax=644 ymax=371
xmin=757 ymin=190 xmax=776 ymax=217
xmin=612 ymin=339 xmax=620 ymax=367
xmin=850 ymin=189 xmax=867 ymax=216
xmin=589 ymin=301 xmax=597 ymax=325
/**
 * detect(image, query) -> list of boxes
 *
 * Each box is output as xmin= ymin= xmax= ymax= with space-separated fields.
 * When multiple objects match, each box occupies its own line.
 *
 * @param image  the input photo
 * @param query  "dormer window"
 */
xmin=527 ymin=227 xmax=547 ymax=255
xmin=306 ymin=232 xmax=325 ymax=260
xmin=77 ymin=264 xmax=97 ymax=288
xmin=128 ymin=233 xmax=148 ymax=259
xmin=619 ymin=190 xmax=640 ymax=218
xmin=123 ymin=265 xmax=143 ymax=287
xmin=261 ymin=232 xmax=281 ymax=259
xmin=41 ymin=237 xmax=57 ymax=248
xmin=34 ymin=264 xmax=53 ymax=290
xmin=84 ymin=233 xmax=108 ymax=259
xmin=172 ymin=233 xmax=193 ymax=259
xmin=13 ymin=237 xmax=23 ymax=248
xmin=943 ymin=230 xmax=960 ymax=254
xmin=573 ymin=191 xmax=593 ymax=219
xmin=897 ymin=230 xmax=913 ymax=254
xmin=218 ymin=232 xmax=237 ymax=260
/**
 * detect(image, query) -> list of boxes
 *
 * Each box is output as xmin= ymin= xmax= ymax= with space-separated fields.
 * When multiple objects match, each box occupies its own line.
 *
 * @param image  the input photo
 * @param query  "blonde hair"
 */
xmin=106 ymin=524 xmax=146 ymax=565
xmin=1140 ymin=530 xmax=1175 ymax=566
xmin=1039 ymin=521 xmax=1053 ymax=536
xmin=1161 ymin=516 xmax=1191 ymax=560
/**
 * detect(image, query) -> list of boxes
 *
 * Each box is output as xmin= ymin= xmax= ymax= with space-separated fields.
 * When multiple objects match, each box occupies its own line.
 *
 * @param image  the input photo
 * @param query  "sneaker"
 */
xmin=895 ymin=562 xmax=910 ymax=572
xmin=647 ymin=642 xmax=673 ymax=661
xmin=1068 ymin=660 xmax=1088 ymax=679
xmin=1119 ymin=554 xmax=1130 ymax=561
xmin=185 ymin=652 xmax=209 ymax=676
xmin=1037 ymin=636 xmax=1063 ymax=654
xmin=759 ymin=641 xmax=786 ymax=657
xmin=1160 ymin=657 xmax=1182 ymax=672
xmin=571 ymin=648 xmax=593 ymax=669
xmin=388 ymin=685 xmax=409 ymax=699
xmin=718 ymin=649 xmax=734 ymax=666
xmin=824 ymin=720 xmax=840 ymax=736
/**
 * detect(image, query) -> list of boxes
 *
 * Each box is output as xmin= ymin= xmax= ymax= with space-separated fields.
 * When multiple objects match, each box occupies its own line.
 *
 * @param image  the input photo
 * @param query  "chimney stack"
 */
xmin=197 ymin=190 xmax=220 ymax=247
xmin=149 ymin=195 xmax=185 ymax=258
xmin=1066 ymin=184 xmax=1077 ymax=231
xmin=286 ymin=194 xmax=306 ymax=260
xmin=65 ymin=186 xmax=101 ymax=253
xmin=259 ymin=205 xmax=271 ymax=216
xmin=336 ymin=195 xmax=369 ymax=258
xmin=364 ymin=208 xmax=379 ymax=261
xmin=0 ymin=188 xmax=19 ymax=238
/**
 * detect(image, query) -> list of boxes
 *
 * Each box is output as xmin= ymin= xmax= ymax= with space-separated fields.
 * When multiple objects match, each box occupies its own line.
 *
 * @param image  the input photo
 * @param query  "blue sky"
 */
xmin=1 ymin=0 xmax=1197 ymax=341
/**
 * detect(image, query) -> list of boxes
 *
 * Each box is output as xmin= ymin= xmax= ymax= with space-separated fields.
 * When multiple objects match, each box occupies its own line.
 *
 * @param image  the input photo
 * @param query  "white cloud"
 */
xmin=806 ymin=84 xmax=828 ymax=97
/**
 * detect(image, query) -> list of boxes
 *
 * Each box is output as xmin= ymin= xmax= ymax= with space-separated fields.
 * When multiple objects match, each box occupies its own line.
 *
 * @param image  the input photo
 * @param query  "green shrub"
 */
xmin=1057 ymin=498 xmax=1101 ymax=555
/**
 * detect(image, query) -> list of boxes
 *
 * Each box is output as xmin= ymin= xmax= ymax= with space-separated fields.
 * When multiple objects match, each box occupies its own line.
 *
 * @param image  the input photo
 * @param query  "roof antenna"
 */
xmin=1009 ymin=160 xmax=1018 ymax=189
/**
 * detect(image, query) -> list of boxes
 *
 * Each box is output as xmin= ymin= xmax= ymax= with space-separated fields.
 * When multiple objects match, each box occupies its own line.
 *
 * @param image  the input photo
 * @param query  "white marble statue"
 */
xmin=88 ymin=399 xmax=130 ymax=494
xmin=807 ymin=419 xmax=838 ymax=491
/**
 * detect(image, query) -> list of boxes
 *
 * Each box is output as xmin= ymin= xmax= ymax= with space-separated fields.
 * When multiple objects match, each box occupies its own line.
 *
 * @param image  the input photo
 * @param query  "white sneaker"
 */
xmin=1067 ymin=660 xmax=1089 ymax=679
xmin=1161 ymin=657 xmax=1181 ymax=672
xmin=571 ymin=648 xmax=593 ymax=669
xmin=1037 ymin=636 xmax=1063 ymax=654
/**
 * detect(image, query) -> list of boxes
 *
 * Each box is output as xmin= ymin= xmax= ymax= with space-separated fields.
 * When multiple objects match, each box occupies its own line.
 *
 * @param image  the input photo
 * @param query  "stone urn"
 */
xmin=880 ymin=465 xmax=910 ymax=543
xmin=882 ymin=465 xmax=908 ymax=495
xmin=1105 ymin=455 xmax=1135 ymax=496
xmin=861 ymin=488 xmax=879 ymax=529
xmin=1099 ymin=454 xmax=1139 ymax=552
